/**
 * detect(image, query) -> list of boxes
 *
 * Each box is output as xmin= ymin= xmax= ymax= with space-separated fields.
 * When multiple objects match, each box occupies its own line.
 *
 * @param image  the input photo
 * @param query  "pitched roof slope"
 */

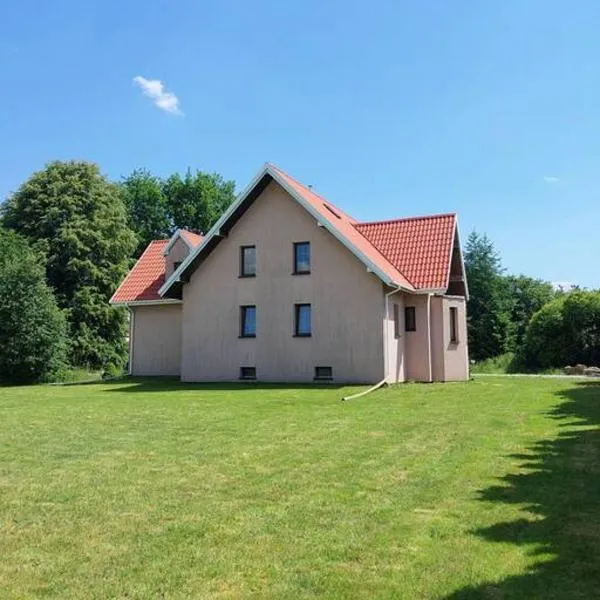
xmin=268 ymin=165 xmax=415 ymax=290
xmin=354 ymin=214 xmax=456 ymax=289
xmin=180 ymin=229 xmax=203 ymax=246
xmin=110 ymin=240 xmax=170 ymax=304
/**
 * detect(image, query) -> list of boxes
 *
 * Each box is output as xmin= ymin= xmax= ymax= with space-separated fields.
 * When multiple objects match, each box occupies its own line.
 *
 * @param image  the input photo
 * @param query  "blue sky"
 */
xmin=1 ymin=0 xmax=599 ymax=288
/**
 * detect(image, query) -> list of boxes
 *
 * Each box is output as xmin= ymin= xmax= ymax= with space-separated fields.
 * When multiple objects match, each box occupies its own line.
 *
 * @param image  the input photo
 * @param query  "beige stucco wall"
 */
xmin=165 ymin=237 xmax=190 ymax=278
xmin=403 ymin=293 xmax=431 ymax=381
xmin=180 ymin=180 xmax=385 ymax=383
xmin=430 ymin=296 xmax=445 ymax=381
xmin=131 ymin=304 xmax=182 ymax=376
xmin=386 ymin=292 xmax=406 ymax=383
xmin=440 ymin=296 xmax=469 ymax=381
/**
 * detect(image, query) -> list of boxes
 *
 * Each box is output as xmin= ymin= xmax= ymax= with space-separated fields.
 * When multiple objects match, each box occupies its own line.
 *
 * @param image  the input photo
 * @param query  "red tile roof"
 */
xmin=354 ymin=214 xmax=456 ymax=289
xmin=111 ymin=230 xmax=204 ymax=304
xmin=269 ymin=165 xmax=415 ymax=290
xmin=113 ymin=165 xmax=460 ymax=302
xmin=180 ymin=229 xmax=203 ymax=246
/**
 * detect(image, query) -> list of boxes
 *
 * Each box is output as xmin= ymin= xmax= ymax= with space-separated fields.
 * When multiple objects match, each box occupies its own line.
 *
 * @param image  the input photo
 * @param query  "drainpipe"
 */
xmin=342 ymin=284 xmax=402 ymax=401
xmin=128 ymin=306 xmax=134 ymax=376
xmin=426 ymin=293 xmax=433 ymax=383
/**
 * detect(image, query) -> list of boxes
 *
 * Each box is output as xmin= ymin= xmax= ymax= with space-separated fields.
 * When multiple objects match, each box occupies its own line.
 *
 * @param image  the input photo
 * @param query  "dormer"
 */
xmin=164 ymin=229 xmax=203 ymax=277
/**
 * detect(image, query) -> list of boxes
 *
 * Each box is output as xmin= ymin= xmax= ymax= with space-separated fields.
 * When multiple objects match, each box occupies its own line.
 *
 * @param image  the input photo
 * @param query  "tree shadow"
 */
xmin=104 ymin=377 xmax=349 ymax=393
xmin=446 ymin=381 xmax=600 ymax=599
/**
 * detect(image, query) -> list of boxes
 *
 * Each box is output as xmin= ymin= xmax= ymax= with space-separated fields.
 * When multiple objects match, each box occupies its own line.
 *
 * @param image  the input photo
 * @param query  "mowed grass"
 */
xmin=1 ymin=377 xmax=599 ymax=599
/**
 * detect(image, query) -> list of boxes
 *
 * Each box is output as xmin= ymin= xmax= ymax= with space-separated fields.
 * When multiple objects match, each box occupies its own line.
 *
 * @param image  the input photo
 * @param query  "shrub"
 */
xmin=523 ymin=291 xmax=600 ymax=369
xmin=0 ymin=229 xmax=68 ymax=383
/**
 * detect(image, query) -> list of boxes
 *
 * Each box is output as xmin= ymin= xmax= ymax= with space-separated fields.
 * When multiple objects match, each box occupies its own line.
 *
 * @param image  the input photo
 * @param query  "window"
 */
xmin=450 ymin=307 xmax=459 ymax=343
xmin=240 ymin=305 xmax=256 ymax=337
xmin=240 ymin=366 xmax=256 ymax=380
xmin=314 ymin=366 xmax=333 ymax=380
xmin=293 ymin=242 xmax=311 ymax=274
xmin=393 ymin=304 xmax=401 ymax=338
xmin=240 ymin=245 xmax=256 ymax=277
xmin=405 ymin=306 xmax=416 ymax=332
xmin=294 ymin=303 xmax=311 ymax=337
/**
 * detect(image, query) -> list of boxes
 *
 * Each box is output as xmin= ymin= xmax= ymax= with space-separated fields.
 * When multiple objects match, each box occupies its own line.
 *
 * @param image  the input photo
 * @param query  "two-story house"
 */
xmin=111 ymin=163 xmax=469 ymax=383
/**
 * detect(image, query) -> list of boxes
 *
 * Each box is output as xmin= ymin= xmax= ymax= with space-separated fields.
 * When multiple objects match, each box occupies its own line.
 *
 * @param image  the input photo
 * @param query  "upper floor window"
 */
xmin=293 ymin=242 xmax=311 ymax=275
xmin=240 ymin=245 xmax=256 ymax=277
xmin=450 ymin=307 xmax=459 ymax=343
xmin=240 ymin=305 xmax=256 ymax=338
xmin=405 ymin=306 xmax=416 ymax=332
xmin=294 ymin=303 xmax=311 ymax=337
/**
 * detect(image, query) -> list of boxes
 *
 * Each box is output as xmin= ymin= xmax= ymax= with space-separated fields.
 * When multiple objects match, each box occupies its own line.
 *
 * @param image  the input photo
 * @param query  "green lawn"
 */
xmin=1 ymin=377 xmax=599 ymax=599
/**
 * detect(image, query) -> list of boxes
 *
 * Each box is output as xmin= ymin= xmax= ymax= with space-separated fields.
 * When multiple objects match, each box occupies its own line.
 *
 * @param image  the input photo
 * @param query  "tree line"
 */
xmin=464 ymin=232 xmax=600 ymax=370
xmin=0 ymin=161 xmax=235 ymax=383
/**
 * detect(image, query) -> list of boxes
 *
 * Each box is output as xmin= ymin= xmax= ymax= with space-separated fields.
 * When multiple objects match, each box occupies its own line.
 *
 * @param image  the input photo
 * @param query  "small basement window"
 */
xmin=314 ymin=366 xmax=333 ymax=380
xmin=240 ymin=366 xmax=256 ymax=380
xmin=450 ymin=307 xmax=459 ymax=343
xmin=405 ymin=306 xmax=416 ymax=332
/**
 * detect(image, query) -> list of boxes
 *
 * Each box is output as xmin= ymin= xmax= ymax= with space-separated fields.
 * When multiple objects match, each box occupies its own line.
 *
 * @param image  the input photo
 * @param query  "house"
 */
xmin=110 ymin=163 xmax=469 ymax=383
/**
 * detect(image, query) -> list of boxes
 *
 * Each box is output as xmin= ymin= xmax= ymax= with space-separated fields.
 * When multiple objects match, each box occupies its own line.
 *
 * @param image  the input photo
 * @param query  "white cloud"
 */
xmin=133 ymin=76 xmax=183 ymax=115
xmin=543 ymin=176 xmax=560 ymax=184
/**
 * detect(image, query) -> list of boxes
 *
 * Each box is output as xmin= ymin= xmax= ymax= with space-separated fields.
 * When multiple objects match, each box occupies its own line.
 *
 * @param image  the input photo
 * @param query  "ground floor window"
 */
xmin=405 ymin=306 xmax=416 ymax=332
xmin=450 ymin=306 xmax=458 ymax=343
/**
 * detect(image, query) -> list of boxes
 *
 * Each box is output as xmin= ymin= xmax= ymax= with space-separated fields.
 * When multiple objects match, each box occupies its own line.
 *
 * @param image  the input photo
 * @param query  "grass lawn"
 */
xmin=1 ymin=377 xmax=599 ymax=599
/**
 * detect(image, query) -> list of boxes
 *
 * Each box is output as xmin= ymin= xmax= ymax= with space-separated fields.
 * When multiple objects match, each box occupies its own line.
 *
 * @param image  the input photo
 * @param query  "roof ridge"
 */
xmin=267 ymin=163 xmax=357 ymax=223
xmin=356 ymin=212 xmax=456 ymax=228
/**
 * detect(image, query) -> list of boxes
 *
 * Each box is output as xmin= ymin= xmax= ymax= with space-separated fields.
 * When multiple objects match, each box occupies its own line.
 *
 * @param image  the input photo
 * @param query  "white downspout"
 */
xmin=426 ymin=293 xmax=433 ymax=383
xmin=128 ymin=306 xmax=134 ymax=376
xmin=342 ymin=284 xmax=402 ymax=401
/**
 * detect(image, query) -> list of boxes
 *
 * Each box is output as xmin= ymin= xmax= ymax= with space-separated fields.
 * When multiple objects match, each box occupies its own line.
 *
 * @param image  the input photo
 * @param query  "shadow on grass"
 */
xmin=447 ymin=381 xmax=600 ymax=599
xmin=104 ymin=377 xmax=349 ymax=393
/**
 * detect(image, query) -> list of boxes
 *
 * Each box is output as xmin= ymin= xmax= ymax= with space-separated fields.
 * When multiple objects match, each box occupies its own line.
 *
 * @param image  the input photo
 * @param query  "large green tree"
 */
xmin=0 ymin=228 xmax=68 ymax=383
xmin=464 ymin=231 xmax=512 ymax=360
xmin=504 ymin=275 xmax=555 ymax=350
xmin=1 ymin=161 xmax=136 ymax=369
xmin=120 ymin=169 xmax=170 ymax=256
xmin=120 ymin=168 xmax=236 ymax=256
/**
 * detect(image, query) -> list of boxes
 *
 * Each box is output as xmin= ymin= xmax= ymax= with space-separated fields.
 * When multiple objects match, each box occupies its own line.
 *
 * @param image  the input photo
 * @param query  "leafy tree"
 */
xmin=120 ymin=169 xmax=170 ymax=256
xmin=1 ymin=161 xmax=136 ymax=369
xmin=504 ymin=275 xmax=555 ymax=350
xmin=162 ymin=169 xmax=235 ymax=235
xmin=523 ymin=291 xmax=600 ymax=368
xmin=464 ymin=231 xmax=511 ymax=360
xmin=0 ymin=228 xmax=68 ymax=383
xmin=120 ymin=168 xmax=236 ymax=257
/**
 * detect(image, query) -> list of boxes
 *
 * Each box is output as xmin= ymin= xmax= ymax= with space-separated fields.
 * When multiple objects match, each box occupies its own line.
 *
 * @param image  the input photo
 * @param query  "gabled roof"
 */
xmin=110 ymin=230 xmax=203 ymax=305
xmin=163 ymin=228 xmax=204 ymax=255
xmin=354 ymin=214 xmax=457 ymax=290
xmin=110 ymin=240 xmax=170 ymax=305
xmin=113 ymin=163 xmax=464 ymax=302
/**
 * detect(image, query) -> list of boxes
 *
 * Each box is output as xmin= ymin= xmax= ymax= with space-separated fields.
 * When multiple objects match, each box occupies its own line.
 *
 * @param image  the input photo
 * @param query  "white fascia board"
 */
xmin=158 ymin=163 xmax=413 ymax=296
xmin=110 ymin=299 xmax=183 ymax=307
xmin=163 ymin=229 xmax=196 ymax=256
xmin=159 ymin=164 xmax=272 ymax=297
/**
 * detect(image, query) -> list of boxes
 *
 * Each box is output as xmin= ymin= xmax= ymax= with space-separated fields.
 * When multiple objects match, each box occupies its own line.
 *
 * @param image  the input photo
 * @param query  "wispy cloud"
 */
xmin=133 ymin=76 xmax=183 ymax=115
xmin=543 ymin=175 xmax=560 ymax=184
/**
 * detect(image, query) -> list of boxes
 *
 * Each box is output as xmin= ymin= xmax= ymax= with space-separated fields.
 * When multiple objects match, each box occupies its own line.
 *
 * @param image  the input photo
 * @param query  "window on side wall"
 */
xmin=450 ymin=307 xmax=459 ymax=343
xmin=294 ymin=303 xmax=311 ymax=337
xmin=240 ymin=245 xmax=256 ymax=277
xmin=405 ymin=306 xmax=416 ymax=332
xmin=240 ymin=305 xmax=256 ymax=338
xmin=293 ymin=242 xmax=310 ymax=274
